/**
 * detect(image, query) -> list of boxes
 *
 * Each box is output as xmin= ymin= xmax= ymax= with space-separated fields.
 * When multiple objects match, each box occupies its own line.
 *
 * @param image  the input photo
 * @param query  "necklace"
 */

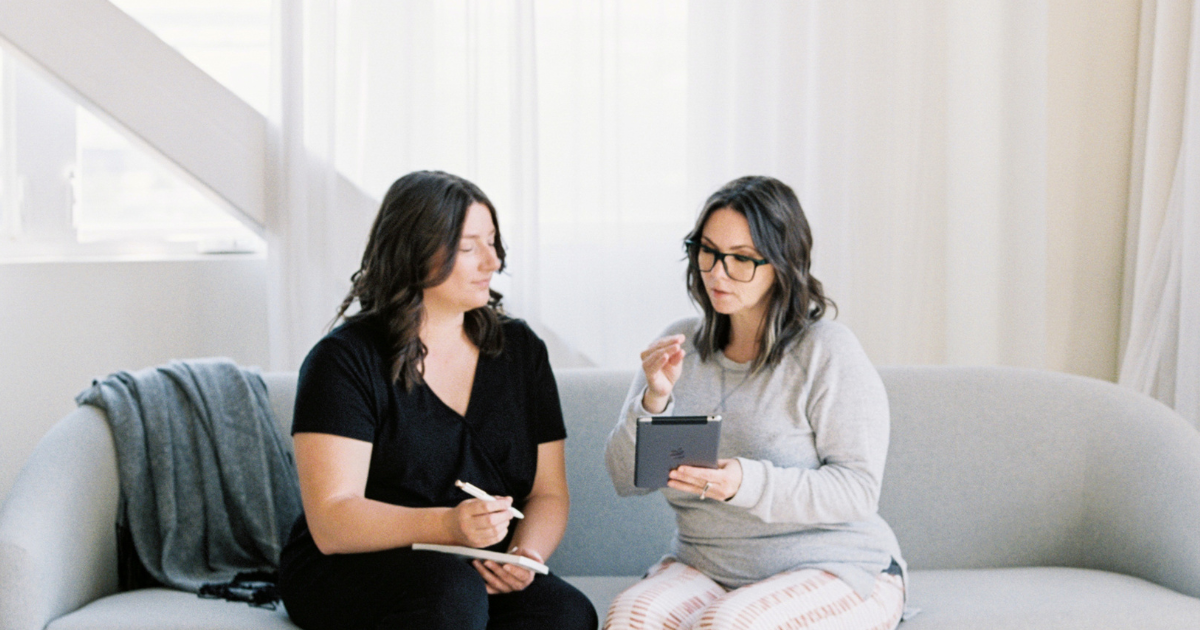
xmin=715 ymin=358 xmax=752 ymax=414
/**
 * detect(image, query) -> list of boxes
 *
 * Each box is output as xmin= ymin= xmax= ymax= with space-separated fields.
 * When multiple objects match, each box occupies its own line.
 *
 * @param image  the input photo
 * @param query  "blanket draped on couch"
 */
xmin=76 ymin=358 xmax=302 ymax=593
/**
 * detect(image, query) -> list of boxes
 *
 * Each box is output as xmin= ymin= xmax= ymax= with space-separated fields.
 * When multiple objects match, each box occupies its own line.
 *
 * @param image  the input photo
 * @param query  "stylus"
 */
xmin=455 ymin=480 xmax=525 ymax=519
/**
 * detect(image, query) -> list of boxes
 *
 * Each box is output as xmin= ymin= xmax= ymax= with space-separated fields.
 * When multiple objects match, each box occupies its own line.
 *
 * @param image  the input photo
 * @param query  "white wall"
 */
xmin=0 ymin=259 xmax=269 ymax=500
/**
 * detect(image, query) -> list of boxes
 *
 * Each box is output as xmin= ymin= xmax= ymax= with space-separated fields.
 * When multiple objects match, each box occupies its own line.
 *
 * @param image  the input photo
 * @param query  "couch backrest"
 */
xmin=552 ymin=369 xmax=675 ymax=576
xmin=261 ymin=366 xmax=1200 ymax=594
xmin=262 ymin=372 xmax=297 ymax=454
xmin=877 ymin=366 xmax=1200 ymax=586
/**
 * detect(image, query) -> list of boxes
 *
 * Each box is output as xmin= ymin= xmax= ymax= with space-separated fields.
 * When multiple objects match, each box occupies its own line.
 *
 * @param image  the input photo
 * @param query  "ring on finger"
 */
xmin=699 ymin=481 xmax=711 ymax=500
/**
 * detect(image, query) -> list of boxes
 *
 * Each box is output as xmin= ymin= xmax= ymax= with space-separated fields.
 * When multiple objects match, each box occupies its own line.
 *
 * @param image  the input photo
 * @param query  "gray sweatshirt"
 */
xmin=605 ymin=317 xmax=906 ymax=599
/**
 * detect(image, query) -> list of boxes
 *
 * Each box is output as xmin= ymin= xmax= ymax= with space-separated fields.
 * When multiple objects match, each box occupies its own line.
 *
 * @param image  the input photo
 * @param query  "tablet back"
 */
xmin=634 ymin=416 xmax=722 ymax=488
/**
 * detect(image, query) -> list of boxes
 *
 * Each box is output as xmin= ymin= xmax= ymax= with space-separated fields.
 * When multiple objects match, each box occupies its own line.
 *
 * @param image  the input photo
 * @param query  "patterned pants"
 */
xmin=604 ymin=559 xmax=904 ymax=630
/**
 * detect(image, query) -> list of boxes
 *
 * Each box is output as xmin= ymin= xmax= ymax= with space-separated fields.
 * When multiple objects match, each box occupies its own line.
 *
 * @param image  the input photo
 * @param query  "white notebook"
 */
xmin=411 ymin=543 xmax=550 ymax=575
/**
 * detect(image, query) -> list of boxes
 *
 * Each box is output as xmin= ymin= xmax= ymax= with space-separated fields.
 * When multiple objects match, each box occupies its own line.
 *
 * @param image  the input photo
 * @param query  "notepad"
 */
xmin=411 ymin=543 xmax=550 ymax=575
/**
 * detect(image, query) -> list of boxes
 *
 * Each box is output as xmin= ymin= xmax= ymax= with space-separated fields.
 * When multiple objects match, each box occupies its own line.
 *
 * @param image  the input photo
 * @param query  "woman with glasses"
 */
xmin=604 ymin=175 xmax=906 ymax=630
xmin=278 ymin=171 xmax=597 ymax=630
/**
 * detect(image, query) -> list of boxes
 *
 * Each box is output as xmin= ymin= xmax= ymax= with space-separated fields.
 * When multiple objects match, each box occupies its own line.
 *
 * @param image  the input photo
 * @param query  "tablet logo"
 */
xmin=670 ymin=447 xmax=685 ymax=460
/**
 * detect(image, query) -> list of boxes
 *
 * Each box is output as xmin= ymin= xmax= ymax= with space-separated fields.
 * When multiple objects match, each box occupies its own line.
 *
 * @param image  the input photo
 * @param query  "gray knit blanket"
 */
xmin=76 ymin=358 xmax=302 ymax=593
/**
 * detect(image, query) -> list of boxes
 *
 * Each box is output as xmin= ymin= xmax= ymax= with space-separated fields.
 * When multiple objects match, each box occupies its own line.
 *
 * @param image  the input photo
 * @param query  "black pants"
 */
xmin=280 ymin=543 xmax=598 ymax=630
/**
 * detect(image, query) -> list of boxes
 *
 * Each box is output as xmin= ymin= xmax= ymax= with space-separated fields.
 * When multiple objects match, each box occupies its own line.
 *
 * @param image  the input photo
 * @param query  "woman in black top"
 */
xmin=278 ymin=171 xmax=597 ymax=630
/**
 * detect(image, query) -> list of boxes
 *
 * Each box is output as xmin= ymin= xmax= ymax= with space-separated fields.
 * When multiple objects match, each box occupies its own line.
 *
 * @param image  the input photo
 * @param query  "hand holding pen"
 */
xmin=446 ymin=480 xmax=517 ymax=548
xmin=456 ymin=480 xmax=525 ymax=519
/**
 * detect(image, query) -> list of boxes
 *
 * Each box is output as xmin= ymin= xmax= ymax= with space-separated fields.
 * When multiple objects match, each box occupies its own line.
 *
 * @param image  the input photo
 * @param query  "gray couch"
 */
xmin=2 ymin=366 xmax=1200 ymax=629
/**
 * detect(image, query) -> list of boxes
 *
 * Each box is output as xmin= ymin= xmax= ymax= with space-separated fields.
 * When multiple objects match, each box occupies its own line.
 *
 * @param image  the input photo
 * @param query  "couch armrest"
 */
xmin=0 ymin=406 xmax=120 ymax=630
xmin=1085 ymin=396 xmax=1200 ymax=600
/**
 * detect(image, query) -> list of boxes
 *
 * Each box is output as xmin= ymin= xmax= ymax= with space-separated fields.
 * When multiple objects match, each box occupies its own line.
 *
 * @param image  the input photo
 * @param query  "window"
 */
xmin=0 ymin=1 xmax=270 ymax=262
xmin=109 ymin=0 xmax=271 ymax=115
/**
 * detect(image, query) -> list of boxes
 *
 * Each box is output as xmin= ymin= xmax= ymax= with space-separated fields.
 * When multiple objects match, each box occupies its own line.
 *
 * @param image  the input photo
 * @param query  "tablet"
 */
xmin=634 ymin=415 xmax=722 ymax=488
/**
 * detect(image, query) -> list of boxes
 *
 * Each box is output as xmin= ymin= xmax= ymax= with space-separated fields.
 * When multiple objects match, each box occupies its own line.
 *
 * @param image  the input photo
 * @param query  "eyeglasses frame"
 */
xmin=684 ymin=239 xmax=770 ymax=283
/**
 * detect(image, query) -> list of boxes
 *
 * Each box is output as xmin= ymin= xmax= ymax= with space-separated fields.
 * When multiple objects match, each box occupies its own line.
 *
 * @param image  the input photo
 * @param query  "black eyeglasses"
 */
xmin=685 ymin=239 xmax=769 ymax=282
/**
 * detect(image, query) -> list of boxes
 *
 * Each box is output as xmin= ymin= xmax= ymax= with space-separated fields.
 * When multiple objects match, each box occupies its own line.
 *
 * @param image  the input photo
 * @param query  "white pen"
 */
xmin=455 ymin=480 xmax=525 ymax=519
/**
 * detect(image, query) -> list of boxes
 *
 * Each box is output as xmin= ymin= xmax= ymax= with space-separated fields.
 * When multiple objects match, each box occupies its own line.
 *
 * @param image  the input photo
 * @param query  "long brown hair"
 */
xmin=685 ymin=175 xmax=835 ymax=373
xmin=335 ymin=170 xmax=506 ymax=389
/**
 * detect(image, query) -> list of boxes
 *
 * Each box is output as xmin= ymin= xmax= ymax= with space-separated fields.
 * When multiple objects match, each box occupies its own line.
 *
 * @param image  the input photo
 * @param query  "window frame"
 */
xmin=0 ymin=54 xmax=264 ymax=263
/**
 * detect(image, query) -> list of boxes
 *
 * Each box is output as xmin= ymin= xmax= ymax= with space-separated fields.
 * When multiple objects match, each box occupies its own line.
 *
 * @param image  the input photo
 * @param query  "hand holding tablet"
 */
xmin=667 ymin=457 xmax=743 ymax=501
xmin=634 ymin=415 xmax=722 ymax=489
xmin=633 ymin=337 xmax=729 ymax=495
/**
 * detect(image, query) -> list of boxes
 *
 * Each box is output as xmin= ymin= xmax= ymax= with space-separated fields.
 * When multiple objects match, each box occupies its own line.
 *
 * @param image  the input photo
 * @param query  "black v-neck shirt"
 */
xmin=285 ymin=314 xmax=566 ymax=551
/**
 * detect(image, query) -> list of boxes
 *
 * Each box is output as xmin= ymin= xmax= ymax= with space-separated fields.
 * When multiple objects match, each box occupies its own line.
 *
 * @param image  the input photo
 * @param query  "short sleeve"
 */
xmin=521 ymin=324 xmax=567 ymax=444
xmin=291 ymin=332 xmax=380 ymax=444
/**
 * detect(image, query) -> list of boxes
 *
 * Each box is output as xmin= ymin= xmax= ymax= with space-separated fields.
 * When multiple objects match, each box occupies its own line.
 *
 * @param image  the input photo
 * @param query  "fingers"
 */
xmin=641 ymin=345 xmax=684 ymax=375
xmin=473 ymin=560 xmax=507 ymax=594
xmin=461 ymin=497 xmax=514 ymax=521
xmin=455 ymin=498 xmax=514 ymax=548
xmin=471 ymin=546 xmax=541 ymax=594
xmin=641 ymin=337 xmax=685 ymax=368
xmin=667 ymin=460 xmax=742 ymax=502
xmin=640 ymin=334 xmax=686 ymax=360
xmin=665 ymin=472 xmax=710 ymax=497
xmin=462 ymin=495 xmax=514 ymax=512
xmin=670 ymin=464 xmax=717 ymax=483
xmin=641 ymin=336 xmax=687 ymax=401
xmin=472 ymin=559 xmax=534 ymax=594
xmin=665 ymin=346 xmax=686 ymax=368
xmin=509 ymin=546 xmax=545 ymax=564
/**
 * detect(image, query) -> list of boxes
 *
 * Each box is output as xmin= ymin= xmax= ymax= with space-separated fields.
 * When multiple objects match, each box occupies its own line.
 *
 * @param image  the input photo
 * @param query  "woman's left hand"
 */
xmin=473 ymin=546 xmax=543 ymax=594
xmin=668 ymin=458 xmax=743 ymax=501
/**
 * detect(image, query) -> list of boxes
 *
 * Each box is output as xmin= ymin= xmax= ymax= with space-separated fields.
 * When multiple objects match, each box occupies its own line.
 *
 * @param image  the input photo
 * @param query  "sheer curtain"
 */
xmin=322 ymin=0 xmax=696 ymax=368
xmin=685 ymin=1 xmax=1047 ymax=369
xmin=266 ymin=0 xmax=378 ymax=371
xmin=1120 ymin=0 xmax=1200 ymax=429
xmin=266 ymin=0 xmax=1054 ymax=373
xmin=328 ymin=0 xmax=541 ymax=333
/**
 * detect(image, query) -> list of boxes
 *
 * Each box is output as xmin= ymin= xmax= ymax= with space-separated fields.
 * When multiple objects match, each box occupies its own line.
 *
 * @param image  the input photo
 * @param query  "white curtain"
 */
xmin=325 ymin=0 xmax=695 ymax=369
xmin=266 ymin=0 xmax=377 ymax=371
xmin=327 ymin=0 xmax=543 ymax=342
xmin=685 ymin=1 xmax=1048 ymax=369
xmin=266 ymin=0 xmax=1055 ymax=373
xmin=1120 ymin=0 xmax=1200 ymax=429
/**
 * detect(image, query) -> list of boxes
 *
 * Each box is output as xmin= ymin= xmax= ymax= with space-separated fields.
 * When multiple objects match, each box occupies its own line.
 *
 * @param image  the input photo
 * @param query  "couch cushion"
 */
xmin=46 ymin=579 xmax=640 ymax=630
xmin=47 ymin=589 xmax=298 ymax=630
xmin=903 ymin=568 xmax=1200 ymax=629
xmin=567 ymin=569 xmax=1200 ymax=629
xmin=45 ymin=569 xmax=1200 ymax=629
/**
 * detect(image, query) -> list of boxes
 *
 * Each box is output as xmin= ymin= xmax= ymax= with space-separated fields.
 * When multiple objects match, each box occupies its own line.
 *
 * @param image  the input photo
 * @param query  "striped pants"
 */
xmin=603 ymin=559 xmax=904 ymax=630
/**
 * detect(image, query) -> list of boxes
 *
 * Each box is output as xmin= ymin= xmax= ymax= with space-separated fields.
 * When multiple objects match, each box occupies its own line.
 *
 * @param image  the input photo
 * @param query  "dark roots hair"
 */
xmin=335 ymin=170 xmax=506 ymax=389
xmin=685 ymin=175 xmax=835 ymax=373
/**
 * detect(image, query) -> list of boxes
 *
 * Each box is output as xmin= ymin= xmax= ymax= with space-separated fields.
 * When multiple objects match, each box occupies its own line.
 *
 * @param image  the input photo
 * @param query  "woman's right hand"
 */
xmin=446 ymin=497 xmax=515 ymax=548
xmin=640 ymin=334 xmax=686 ymax=414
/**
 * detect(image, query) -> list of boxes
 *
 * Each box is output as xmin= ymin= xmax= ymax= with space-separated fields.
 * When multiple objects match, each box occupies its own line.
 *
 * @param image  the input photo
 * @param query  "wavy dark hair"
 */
xmin=335 ymin=170 xmax=506 ymax=390
xmin=685 ymin=175 xmax=835 ymax=373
